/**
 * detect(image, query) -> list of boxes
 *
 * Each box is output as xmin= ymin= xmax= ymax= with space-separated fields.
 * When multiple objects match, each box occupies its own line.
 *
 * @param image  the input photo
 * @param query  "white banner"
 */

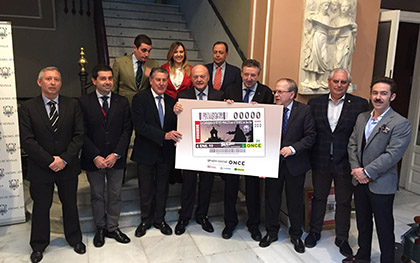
xmin=175 ymin=99 xmax=283 ymax=178
xmin=0 ymin=21 xmax=26 ymax=225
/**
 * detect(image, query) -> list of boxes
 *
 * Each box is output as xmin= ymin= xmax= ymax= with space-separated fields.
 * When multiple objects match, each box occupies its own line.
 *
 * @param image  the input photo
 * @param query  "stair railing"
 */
xmin=207 ymin=0 xmax=247 ymax=62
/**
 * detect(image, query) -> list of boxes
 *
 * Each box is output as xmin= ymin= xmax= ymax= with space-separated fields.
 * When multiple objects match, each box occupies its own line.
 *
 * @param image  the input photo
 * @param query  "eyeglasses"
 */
xmin=274 ymin=90 xmax=291 ymax=94
xmin=332 ymin=79 xmax=348 ymax=85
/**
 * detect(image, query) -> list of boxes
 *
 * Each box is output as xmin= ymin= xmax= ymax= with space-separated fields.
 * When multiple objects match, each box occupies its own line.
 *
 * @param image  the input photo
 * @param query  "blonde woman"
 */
xmin=161 ymin=42 xmax=193 ymax=98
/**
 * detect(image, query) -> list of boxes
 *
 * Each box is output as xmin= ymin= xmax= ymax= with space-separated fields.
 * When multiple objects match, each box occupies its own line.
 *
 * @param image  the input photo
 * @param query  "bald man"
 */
xmin=173 ymin=65 xmax=224 ymax=235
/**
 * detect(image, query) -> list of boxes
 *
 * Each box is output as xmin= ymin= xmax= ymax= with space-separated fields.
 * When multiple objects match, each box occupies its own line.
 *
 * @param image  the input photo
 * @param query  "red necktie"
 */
xmin=213 ymin=66 xmax=222 ymax=90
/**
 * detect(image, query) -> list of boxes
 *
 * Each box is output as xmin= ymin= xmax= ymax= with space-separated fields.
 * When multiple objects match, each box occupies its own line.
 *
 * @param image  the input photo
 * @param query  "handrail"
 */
xmin=207 ymin=0 xmax=247 ymax=62
xmin=93 ymin=0 xmax=109 ymax=65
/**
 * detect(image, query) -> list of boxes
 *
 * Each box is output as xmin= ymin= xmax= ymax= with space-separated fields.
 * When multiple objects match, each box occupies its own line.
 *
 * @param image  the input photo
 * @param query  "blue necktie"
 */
xmin=282 ymin=107 xmax=289 ymax=135
xmin=156 ymin=96 xmax=164 ymax=128
xmin=243 ymin=88 xmax=252 ymax=103
xmin=198 ymin=92 xmax=204 ymax=100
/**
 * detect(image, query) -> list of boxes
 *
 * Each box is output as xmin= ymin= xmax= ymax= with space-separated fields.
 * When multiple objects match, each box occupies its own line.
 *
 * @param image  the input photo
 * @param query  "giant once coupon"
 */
xmin=175 ymin=99 xmax=283 ymax=178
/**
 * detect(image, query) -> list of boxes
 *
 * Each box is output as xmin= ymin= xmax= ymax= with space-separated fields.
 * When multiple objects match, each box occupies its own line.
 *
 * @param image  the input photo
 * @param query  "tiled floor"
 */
xmin=0 ymin=189 xmax=419 ymax=263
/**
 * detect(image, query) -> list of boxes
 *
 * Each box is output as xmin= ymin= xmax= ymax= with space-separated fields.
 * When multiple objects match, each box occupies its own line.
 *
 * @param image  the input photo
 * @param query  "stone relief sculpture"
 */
xmin=299 ymin=0 xmax=357 ymax=94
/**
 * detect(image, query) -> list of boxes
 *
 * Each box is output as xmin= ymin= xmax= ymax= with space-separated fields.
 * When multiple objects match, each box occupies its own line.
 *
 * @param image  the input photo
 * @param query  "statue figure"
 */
xmin=302 ymin=0 xmax=332 ymax=90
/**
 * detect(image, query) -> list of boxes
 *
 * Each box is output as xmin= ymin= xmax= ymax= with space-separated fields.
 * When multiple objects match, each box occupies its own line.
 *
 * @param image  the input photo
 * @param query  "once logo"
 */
xmin=228 ymin=160 xmax=245 ymax=166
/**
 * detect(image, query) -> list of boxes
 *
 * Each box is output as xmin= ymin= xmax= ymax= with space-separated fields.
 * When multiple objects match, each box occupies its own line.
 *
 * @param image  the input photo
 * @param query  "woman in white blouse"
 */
xmin=161 ymin=41 xmax=193 ymax=98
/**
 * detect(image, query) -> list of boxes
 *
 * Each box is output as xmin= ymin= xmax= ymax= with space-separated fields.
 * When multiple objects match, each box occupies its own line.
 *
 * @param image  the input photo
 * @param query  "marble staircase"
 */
xmin=24 ymin=172 xmax=244 ymax=233
xmin=103 ymin=0 xmax=205 ymax=66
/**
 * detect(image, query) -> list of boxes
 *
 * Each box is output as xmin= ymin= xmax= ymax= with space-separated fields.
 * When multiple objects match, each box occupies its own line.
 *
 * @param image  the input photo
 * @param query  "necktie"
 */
xmin=282 ymin=107 xmax=289 ymax=135
xmin=136 ymin=61 xmax=143 ymax=88
xmin=48 ymin=100 xmax=59 ymax=133
xmin=198 ymin=92 xmax=205 ymax=100
xmin=100 ymin=96 xmax=109 ymax=115
xmin=156 ymin=96 xmax=164 ymax=128
xmin=213 ymin=66 xmax=222 ymax=90
xmin=243 ymin=88 xmax=252 ymax=103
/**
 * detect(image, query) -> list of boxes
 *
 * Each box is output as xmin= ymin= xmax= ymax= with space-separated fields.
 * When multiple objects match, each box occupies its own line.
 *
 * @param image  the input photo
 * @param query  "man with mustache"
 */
xmin=344 ymin=77 xmax=412 ymax=263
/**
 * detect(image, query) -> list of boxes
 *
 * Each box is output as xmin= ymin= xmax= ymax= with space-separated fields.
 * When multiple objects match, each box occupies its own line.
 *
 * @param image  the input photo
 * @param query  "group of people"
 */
xmin=19 ymin=33 xmax=412 ymax=263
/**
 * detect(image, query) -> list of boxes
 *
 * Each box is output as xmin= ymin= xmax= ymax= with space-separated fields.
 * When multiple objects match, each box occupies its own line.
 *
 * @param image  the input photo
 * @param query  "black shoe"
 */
xmin=222 ymin=225 xmax=235 ymax=239
xmin=153 ymin=221 xmax=173 ymax=235
xmin=30 ymin=251 xmax=43 ymax=263
xmin=135 ymin=222 xmax=151 ymax=237
xmin=335 ymin=239 xmax=353 ymax=257
xmin=249 ymin=228 xmax=262 ymax=241
xmin=196 ymin=217 xmax=214 ymax=233
xmin=342 ymin=256 xmax=370 ymax=263
xmin=72 ymin=242 xmax=86 ymax=254
xmin=259 ymin=234 xmax=278 ymax=248
xmin=304 ymin=232 xmax=320 ymax=248
xmin=291 ymin=237 xmax=305 ymax=253
xmin=175 ymin=220 xmax=188 ymax=235
xmin=106 ymin=228 xmax=131 ymax=244
xmin=93 ymin=228 xmax=105 ymax=247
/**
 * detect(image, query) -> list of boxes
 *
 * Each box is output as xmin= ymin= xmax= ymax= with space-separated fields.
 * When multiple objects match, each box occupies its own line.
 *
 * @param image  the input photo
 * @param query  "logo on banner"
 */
xmin=0 ymin=204 xmax=7 ymax=216
xmin=3 ymin=106 xmax=14 ymax=117
xmin=6 ymin=143 xmax=16 ymax=154
xmin=9 ymin=179 xmax=19 ymax=190
xmin=0 ymin=27 xmax=8 ymax=39
xmin=0 ymin=67 xmax=12 ymax=79
xmin=0 ymin=168 xmax=4 ymax=179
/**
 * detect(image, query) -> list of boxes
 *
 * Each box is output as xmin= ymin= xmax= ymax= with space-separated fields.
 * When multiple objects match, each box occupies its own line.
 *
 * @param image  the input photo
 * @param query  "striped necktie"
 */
xmin=48 ymin=100 xmax=59 ymax=133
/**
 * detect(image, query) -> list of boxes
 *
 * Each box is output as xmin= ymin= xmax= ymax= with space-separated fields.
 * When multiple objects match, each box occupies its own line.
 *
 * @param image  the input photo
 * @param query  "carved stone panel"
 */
xmin=299 ymin=0 xmax=357 ymax=94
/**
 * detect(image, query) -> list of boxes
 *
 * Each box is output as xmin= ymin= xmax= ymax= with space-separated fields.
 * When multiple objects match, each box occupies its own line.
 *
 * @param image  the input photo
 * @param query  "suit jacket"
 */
xmin=282 ymin=101 xmax=317 ymax=176
xmin=177 ymin=86 xmax=224 ymax=101
xmin=161 ymin=63 xmax=193 ymax=99
xmin=348 ymin=108 xmax=412 ymax=194
xmin=112 ymin=54 xmax=159 ymax=104
xmin=19 ymin=95 xmax=84 ymax=183
xmin=205 ymin=62 xmax=242 ymax=91
xmin=131 ymin=89 xmax=178 ymax=165
xmin=79 ymin=91 xmax=133 ymax=171
xmin=224 ymin=81 xmax=274 ymax=104
xmin=308 ymin=93 xmax=369 ymax=175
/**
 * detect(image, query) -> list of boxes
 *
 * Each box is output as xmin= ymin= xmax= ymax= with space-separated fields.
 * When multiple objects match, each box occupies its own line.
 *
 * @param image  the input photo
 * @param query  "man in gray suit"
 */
xmin=345 ymin=77 xmax=412 ymax=263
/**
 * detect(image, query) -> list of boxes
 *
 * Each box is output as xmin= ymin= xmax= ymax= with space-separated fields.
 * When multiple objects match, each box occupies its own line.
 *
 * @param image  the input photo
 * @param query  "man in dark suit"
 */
xmin=131 ymin=67 xmax=182 ymax=237
xmin=172 ymin=65 xmax=224 ymax=235
xmin=344 ymin=77 xmax=412 ymax=263
xmin=205 ymin=41 xmax=241 ymax=92
xmin=79 ymin=65 xmax=132 ymax=247
xmin=112 ymin=34 xmax=159 ymax=104
xmin=259 ymin=78 xmax=316 ymax=253
xmin=305 ymin=68 xmax=369 ymax=257
xmin=19 ymin=67 xmax=86 ymax=263
xmin=222 ymin=59 xmax=274 ymax=241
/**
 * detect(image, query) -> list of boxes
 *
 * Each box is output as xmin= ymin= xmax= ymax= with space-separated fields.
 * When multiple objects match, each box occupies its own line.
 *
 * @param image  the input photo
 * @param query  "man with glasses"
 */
xmin=260 ymin=78 xmax=316 ymax=252
xmin=305 ymin=68 xmax=369 ymax=257
xmin=112 ymin=34 xmax=159 ymax=104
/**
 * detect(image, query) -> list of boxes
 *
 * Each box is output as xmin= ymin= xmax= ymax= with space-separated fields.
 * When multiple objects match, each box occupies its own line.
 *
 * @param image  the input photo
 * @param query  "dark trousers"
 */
xmin=224 ymin=174 xmax=261 ymax=230
xmin=30 ymin=176 xmax=82 ymax=252
xmin=354 ymin=184 xmax=395 ymax=263
xmin=179 ymin=170 xmax=215 ymax=221
xmin=137 ymin=163 xmax=171 ymax=224
xmin=265 ymin=162 xmax=305 ymax=239
xmin=309 ymin=159 xmax=354 ymax=240
xmin=86 ymin=168 xmax=124 ymax=232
